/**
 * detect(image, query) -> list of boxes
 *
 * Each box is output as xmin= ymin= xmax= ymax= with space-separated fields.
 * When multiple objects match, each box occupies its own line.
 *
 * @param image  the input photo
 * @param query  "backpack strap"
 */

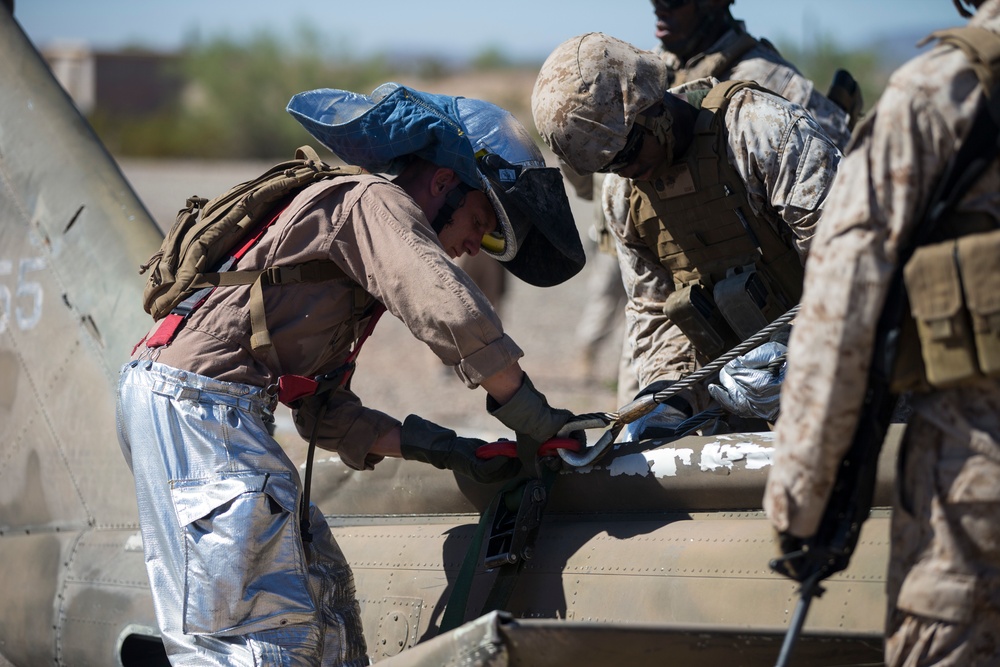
xmin=925 ymin=26 xmax=1000 ymax=94
xmin=699 ymin=79 xmax=760 ymax=115
xmin=246 ymin=260 xmax=352 ymax=368
xmin=146 ymin=163 xmax=367 ymax=363
xmin=674 ymin=30 xmax=759 ymax=85
xmin=693 ymin=79 xmax=767 ymax=241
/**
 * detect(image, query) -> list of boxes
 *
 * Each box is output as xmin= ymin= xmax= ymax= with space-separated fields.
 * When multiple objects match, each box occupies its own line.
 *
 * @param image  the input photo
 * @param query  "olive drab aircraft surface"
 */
xmin=0 ymin=5 xmax=895 ymax=666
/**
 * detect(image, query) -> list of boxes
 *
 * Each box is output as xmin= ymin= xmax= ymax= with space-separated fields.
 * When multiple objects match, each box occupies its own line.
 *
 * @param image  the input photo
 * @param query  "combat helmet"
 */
xmin=287 ymin=83 xmax=585 ymax=287
xmin=531 ymin=33 xmax=671 ymax=176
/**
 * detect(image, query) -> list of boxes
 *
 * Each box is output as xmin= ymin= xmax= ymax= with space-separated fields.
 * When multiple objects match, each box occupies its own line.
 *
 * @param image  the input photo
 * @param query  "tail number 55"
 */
xmin=0 ymin=257 xmax=46 ymax=335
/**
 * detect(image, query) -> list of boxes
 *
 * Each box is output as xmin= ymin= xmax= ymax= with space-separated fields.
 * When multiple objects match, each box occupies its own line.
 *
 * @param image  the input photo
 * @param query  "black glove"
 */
xmin=486 ymin=374 xmax=581 ymax=470
xmin=399 ymin=415 xmax=520 ymax=484
xmin=769 ymin=531 xmax=819 ymax=583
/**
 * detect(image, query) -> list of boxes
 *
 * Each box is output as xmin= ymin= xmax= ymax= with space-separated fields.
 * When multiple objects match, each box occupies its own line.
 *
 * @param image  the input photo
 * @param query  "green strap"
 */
xmin=438 ymin=491 xmax=496 ymax=633
xmin=186 ymin=259 xmax=351 ymax=369
xmin=438 ymin=467 xmax=557 ymax=633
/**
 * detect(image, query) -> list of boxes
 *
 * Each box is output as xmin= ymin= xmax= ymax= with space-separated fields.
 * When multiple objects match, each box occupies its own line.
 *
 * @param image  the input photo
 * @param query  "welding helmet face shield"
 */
xmin=458 ymin=97 xmax=584 ymax=286
xmin=476 ymin=152 xmax=583 ymax=286
xmin=287 ymin=83 xmax=584 ymax=286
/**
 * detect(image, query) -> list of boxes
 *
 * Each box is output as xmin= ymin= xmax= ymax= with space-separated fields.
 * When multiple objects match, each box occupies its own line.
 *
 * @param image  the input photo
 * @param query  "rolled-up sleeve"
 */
xmin=293 ymin=386 xmax=401 ymax=471
xmin=726 ymin=88 xmax=843 ymax=261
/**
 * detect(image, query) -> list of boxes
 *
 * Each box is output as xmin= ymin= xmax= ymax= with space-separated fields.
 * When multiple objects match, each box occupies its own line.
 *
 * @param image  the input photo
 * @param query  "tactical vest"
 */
xmin=629 ymin=80 xmax=803 ymax=359
xmin=672 ymin=30 xmax=760 ymax=86
xmin=892 ymin=26 xmax=1000 ymax=392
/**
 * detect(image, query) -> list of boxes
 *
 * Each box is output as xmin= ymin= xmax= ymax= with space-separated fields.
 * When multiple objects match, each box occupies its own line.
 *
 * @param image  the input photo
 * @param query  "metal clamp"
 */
xmin=556 ymin=399 xmax=660 ymax=468
xmin=483 ymin=479 xmax=549 ymax=569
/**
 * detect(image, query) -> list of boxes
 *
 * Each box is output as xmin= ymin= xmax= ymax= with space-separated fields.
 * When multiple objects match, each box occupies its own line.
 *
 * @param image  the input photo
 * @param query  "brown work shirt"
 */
xmin=142 ymin=174 xmax=523 ymax=469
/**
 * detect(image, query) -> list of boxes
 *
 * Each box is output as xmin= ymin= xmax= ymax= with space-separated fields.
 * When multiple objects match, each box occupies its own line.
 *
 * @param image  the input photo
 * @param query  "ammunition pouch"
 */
xmin=664 ymin=284 xmax=739 ymax=360
xmin=894 ymin=227 xmax=1000 ymax=391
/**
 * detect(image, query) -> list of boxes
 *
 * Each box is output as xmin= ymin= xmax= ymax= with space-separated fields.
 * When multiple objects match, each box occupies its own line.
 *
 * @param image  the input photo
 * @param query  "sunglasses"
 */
xmin=653 ymin=0 xmax=694 ymax=10
xmin=599 ymin=126 xmax=645 ymax=174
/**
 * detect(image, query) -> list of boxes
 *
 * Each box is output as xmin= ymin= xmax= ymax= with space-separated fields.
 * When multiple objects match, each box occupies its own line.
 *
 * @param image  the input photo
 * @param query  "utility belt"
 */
xmin=892 ymin=225 xmax=1000 ymax=392
xmin=664 ymin=262 xmax=793 ymax=359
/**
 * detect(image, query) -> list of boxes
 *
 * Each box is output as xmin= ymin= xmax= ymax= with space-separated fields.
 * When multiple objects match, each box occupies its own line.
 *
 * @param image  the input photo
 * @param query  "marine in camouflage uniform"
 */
xmin=650 ymin=0 xmax=852 ymax=148
xmin=597 ymin=0 xmax=854 ymax=406
xmin=765 ymin=1 xmax=1000 ymax=663
xmin=532 ymin=33 xmax=842 ymax=413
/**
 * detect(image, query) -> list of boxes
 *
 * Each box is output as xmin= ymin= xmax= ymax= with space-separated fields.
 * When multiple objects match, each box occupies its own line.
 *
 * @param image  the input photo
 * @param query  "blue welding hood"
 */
xmin=287 ymin=83 xmax=585 ymax=287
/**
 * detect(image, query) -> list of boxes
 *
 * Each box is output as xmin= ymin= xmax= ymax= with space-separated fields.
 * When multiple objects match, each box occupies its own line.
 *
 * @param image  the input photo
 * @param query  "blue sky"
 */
xmin=15 ymin=1 xmax=963 ymax=61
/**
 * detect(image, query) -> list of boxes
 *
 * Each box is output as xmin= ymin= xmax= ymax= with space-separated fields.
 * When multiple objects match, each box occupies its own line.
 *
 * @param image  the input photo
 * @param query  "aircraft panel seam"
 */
xmin=29 ymin=334 xmax=96 ymax=522
xmin=53 ymin=529 xmax=88 ymax=666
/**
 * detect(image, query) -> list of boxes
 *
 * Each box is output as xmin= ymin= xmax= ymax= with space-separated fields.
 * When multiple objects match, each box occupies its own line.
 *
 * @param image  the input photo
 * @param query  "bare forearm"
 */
xmin=481 ymin=362 xmax=524 ymax=405
xmin=369 ymin=425 xmax=402 ymax=458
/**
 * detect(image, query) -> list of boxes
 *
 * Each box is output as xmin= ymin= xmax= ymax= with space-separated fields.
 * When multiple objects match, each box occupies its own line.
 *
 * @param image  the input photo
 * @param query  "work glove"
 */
xmin=486 ymin=374 xmax=582 ymax=471
xmin=707 ymin=341 xmax=787 ymax=421
xmin=400 ymin=415 xmax=520 ymax=484
xmin=620 ymin=380 xmax=694 ymax=441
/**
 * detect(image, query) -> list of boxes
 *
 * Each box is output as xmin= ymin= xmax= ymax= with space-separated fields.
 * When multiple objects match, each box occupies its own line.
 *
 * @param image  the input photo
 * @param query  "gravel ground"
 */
xmin=119 ymin=157 xmax=623 ymax=446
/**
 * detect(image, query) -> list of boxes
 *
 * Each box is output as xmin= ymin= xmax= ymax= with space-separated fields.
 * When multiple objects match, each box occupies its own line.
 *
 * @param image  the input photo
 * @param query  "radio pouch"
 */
xmin=713 ymin=265 xmax=783 ymax=341
xmin=664 ymin=283 xmax=739 ymax=359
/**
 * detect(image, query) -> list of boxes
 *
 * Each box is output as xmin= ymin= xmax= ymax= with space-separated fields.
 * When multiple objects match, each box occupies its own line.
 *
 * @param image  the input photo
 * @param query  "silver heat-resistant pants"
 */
xmin=116 ymin=360 xmax=369 ymax=666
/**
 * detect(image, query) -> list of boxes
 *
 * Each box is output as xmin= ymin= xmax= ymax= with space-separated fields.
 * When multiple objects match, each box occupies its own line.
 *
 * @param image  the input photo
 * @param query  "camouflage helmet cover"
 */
xmin=531 ymin=33 xmax=670 ymax=174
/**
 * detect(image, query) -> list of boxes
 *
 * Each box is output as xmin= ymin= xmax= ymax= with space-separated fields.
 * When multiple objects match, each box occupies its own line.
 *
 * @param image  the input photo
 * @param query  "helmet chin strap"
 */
xmin=431 ymin=182 xmax=475 ymax=234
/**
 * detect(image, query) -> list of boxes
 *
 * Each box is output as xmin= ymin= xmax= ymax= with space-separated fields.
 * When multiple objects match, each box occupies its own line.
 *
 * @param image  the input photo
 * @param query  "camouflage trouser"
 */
xmin=116 ymin=360 xmax=370 ymax=667
xmin=886 ymin=381 xmax=1000 ymax=667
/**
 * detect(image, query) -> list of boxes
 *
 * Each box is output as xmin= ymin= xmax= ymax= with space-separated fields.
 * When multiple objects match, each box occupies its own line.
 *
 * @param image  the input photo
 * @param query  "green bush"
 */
xmin=91 ymin=26 xmax=894 ymax=159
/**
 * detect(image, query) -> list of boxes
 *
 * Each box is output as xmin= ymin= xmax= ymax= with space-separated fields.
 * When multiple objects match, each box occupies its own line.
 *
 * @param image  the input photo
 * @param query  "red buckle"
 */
xmin=146 ymin=314 xmax=185 ymax=348
xmin=476 ymin=437 xmax=581 ymax=460
xmin=277 ymin=375 xmax=319 ymax=406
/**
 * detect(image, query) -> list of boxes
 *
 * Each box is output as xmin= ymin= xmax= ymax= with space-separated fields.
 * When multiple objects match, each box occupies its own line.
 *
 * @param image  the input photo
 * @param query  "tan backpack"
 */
xmin=138 ymin=145 xmax=362 ymax=362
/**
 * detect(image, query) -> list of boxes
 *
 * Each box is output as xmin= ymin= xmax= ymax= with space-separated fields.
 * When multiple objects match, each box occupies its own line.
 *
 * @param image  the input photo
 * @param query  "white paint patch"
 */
xmin=124 ymin=532 xmax=144 ymax=552
xmin=645 ymin=448 xmax=695 ymax=478
xmin=609 ymin=453 xmax=652 ymax=477
xmin=571 ymin=433 xmax=777 ymax=477
xmin=301 ymin=455 xmax=343 ymax=469
xmin=700 ymin=442 xmax=774 ymax=471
